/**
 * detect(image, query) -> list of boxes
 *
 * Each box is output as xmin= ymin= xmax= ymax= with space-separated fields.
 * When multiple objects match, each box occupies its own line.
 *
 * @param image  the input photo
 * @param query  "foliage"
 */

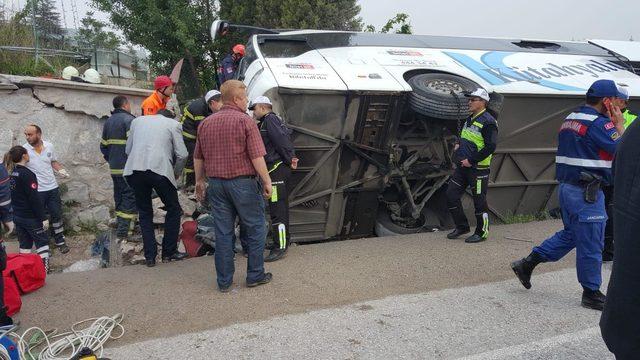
xmin=76 ymin=11 xmax=121 ymax=51
xmin=14 ymin=0 xmax=64 ymax=48
xmin=91 ymin=0 xmax=364 ymax=97
xmin=503 ymin=210 xmax=551 ymax=224
xmin=366 ymin=13 xmax=412 ymax=34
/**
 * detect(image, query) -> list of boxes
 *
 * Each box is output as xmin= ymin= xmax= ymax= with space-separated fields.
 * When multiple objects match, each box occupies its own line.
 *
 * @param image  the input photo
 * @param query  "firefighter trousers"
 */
xmin=446 ymin=166 xmax=490 ymax=237
xmin=113 ymin=176 xmax=137 ymax=238
xmin=268 ymin=163 xmax=291 ymax=250
xmin=183 ymin=138 xmax=196 ymax=187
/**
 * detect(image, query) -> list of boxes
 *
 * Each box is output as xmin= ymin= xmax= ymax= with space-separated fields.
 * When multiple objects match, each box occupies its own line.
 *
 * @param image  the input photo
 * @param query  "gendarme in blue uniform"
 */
xmin=533 ymin=104 xmax=621 ymax=291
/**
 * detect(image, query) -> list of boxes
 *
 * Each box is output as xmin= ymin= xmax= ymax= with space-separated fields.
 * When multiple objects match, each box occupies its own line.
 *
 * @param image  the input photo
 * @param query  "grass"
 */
xmin=503 ymin=210 xmax=552 ymax=224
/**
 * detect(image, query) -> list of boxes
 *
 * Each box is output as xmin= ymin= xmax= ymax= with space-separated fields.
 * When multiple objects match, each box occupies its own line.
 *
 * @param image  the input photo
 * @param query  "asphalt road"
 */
xmin=10 ymin=219 xmax=614 ymax=358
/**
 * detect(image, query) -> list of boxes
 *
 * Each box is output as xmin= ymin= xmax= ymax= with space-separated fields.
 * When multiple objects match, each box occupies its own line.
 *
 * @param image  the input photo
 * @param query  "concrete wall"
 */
xmin=0 ymin=74 xmax=153 ymax=228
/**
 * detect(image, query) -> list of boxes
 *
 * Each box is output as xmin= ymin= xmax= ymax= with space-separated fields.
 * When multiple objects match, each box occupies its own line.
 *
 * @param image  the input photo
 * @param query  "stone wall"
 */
xmin=0 ymin=74 xmax=153 ymax=228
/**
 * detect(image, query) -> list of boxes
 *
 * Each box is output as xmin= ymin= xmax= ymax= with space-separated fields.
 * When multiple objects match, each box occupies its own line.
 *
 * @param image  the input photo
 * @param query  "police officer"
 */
xmin=602 ymin=87 xmax=636 ymax=261
xmin=511 ymin=79 xmax=626 ymax=311
xmin=446 ymin=88 xmax=498 ymax=243
xmin=100 ymin=96 xmax=137 ymax=240
xmin=180 ymin=90 xmax=224 ymax=188
xmin=249 ymin=96 xmax=296 ymax=262
xmin=218 ymin=44 xmax=244 ymax=85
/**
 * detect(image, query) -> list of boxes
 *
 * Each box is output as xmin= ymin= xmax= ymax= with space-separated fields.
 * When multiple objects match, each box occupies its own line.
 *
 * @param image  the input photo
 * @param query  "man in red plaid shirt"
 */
xmin=194 ymin=80 xmax=273 ymax=292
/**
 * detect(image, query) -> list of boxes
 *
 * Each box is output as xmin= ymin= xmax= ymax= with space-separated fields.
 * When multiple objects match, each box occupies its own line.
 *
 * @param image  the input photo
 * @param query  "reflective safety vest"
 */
xmin=460 ymin=110 xmax=493 ymax=168
xmin=623 ymin=109 xmax=638 ymax=129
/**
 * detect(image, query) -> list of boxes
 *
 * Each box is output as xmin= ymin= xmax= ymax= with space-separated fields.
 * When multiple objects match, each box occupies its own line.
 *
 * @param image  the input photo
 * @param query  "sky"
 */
xmin=5 ymin=0 xmax=638 ymax=42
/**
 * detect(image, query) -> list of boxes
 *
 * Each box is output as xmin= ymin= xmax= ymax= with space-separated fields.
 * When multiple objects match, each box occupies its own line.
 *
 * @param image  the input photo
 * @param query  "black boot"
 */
xmin=265 ymin=223 xmax=288 ymax=262
xmin=265 ymin=248 xmax=288 ymax=262
xmin=447 ymin=227 xmax=470 ymax=239
xmin=581 ymin=288 xmax=606 ymax=311
xmin=510 ymin=251 xmax=545 ymax=289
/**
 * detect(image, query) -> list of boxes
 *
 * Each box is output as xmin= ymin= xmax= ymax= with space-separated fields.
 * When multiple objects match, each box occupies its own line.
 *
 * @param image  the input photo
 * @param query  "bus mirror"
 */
xmin=211 ymin=20 xmax=230 ymax=42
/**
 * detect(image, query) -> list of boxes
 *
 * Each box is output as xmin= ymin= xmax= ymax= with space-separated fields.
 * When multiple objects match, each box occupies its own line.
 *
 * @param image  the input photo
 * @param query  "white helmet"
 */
xmin=83 ymin=68 xmax=102 ymax=84
xmin=61 ymin=66 xmax=79 ymax=80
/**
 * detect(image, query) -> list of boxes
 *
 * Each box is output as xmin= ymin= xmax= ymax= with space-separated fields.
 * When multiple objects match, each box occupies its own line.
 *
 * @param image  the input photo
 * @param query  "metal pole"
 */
xmin=30 ymin=0 xmax=38 ymax=69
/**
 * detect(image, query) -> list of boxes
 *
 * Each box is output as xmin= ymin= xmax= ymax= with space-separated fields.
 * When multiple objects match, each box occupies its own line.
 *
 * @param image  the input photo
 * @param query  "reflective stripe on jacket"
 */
xmin=100 ymin=109 xmax=135 ymax=176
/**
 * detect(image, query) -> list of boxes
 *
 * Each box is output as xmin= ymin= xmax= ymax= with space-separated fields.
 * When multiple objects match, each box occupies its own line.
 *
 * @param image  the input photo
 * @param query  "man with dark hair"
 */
xmin=124 ymin=109 xmax=188 ymax=267
xmin=446 ymin=88 xmax=498 ymax=243
xmin=250 ymin=96 xmax=297 ymax=262
xmin=511 ymin=79 xmax=626 ymax=311
xmin=23 ymin=124 xmax=70 ymax=254
xmin=194 ymin=80 xmax=273 ymax=292
xmin=100 ymin=95 xmax=137 ymax=240
xmin=180 ymin=90 xmax=224 ymax=188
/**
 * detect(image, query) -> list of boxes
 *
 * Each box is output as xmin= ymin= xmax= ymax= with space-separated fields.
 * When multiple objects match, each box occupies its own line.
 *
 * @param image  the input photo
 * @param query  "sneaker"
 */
xmin=219 ymin=284 xmax=232 ymax=293
xmin=145 ymin=259 xmax=156 ymax=268
xmin=582 ymin=289 xmax=606 ymax=311
xmin=247 ymin=272 xmax=273 ymax=288
xmin=447 ymin=228 xmax=470 ymax=239
xmin=56 ymin=243 xmax=70 ymax=254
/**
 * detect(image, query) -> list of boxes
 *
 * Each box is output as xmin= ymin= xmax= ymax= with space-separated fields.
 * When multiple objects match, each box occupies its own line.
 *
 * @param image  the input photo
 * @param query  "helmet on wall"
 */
xmin=83 ymin=68 xmax=102 ymax=84
xmin=61 ymin=66 xmax=79 ymax=80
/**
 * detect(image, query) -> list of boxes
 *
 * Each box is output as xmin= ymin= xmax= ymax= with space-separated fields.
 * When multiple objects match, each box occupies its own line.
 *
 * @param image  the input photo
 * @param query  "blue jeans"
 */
xmin=533 ymin=183 xmax=606 ymax=290
xmin=207 ymin=177 xmax=266 ymax=288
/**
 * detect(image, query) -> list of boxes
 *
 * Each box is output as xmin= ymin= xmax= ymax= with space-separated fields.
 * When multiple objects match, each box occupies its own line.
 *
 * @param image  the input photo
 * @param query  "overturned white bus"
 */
xmin=212 ymin=21 xmax=640 ymax=242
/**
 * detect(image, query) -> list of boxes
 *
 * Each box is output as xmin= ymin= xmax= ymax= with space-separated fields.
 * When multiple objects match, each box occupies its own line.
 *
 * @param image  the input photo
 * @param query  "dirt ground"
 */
xmin=9 ymin=219 xmax=576 ymax=347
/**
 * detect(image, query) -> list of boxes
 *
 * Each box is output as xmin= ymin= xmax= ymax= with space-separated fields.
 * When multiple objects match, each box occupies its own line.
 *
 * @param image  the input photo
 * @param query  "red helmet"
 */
xmin=154 ymin=75 xmax=173 ymax=90
xmin=232 ymin=44 xmax=245 ymax=57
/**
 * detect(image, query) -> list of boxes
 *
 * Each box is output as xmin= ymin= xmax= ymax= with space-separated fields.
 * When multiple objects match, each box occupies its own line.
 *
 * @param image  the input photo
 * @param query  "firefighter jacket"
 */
xmin=100 ymin=109 xmax=135 ymax=177
xmin=180 ymin=98 xmax=212 ymax=141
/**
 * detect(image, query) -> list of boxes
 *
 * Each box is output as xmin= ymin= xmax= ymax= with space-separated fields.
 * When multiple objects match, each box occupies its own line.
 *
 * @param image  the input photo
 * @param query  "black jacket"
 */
xmin=600 ymin=119 xmax=640 ymax=357
xmin=180 ymin=98 xmax=212 ymax=141
xmin=258 ymin=112 xmax=295 ymax=167
xmin=10 ymin=165 xmax=45 ymax=221
xmin=0 ymin=165 xmax=12 ymax=223
xmin=100 ymin=109 xmax=135 ymax=176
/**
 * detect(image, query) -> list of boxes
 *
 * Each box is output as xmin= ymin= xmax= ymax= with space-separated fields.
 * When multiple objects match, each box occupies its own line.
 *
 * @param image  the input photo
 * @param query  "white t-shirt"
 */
xmin=23 ymin=140 xmax=58 ymax=192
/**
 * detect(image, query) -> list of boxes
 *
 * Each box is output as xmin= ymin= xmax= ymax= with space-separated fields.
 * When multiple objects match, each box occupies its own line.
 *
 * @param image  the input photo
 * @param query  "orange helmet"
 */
xmin=232 ymin=44 xmax=245 ymax=57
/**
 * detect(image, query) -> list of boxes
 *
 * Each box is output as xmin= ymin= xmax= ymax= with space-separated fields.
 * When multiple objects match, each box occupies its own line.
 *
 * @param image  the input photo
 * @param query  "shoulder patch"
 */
xmin=604 ymin=122 xmax=615 ymax=130
xmin=30 ymin=182 xmax=37 ymax=190
xmin=611 ymin=132 xmax=620 ymax=140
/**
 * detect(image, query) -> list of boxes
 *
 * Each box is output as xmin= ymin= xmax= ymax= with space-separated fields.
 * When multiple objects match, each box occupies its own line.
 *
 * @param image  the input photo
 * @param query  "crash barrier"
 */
xmin=0 ymin=314 xmax=124 ymax=360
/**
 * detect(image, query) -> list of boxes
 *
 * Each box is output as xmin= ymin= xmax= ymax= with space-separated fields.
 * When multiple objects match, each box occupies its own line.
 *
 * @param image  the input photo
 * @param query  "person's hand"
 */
xmin=608 ymin=103 xmax=624 ymax=128
xmin=42 ymin=220 xmax=49 ymax=231
xmin=57 ymin=168 xmax=70 ymax=178
xmin=195 ymin=180 xmax=207 ymax=203
xmin=461 ymin=159 xmax=472 ymax=168
xmin=454 ymin=143 xmax=459 ymax=151
xmin=2 ymin=221 xmax=14 ymax=236
xmin=262 ymin=181 xmax=272 ymax=199
xmin=291 ymin=157 xmax=299 ymax=170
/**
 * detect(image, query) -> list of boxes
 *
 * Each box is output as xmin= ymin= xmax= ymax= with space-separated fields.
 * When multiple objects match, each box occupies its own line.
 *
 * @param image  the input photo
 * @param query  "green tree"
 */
xmin=15 ymin=0 xmax=64 ymax=48
xmin=366 ymin=13 xmax=412 ymax=34
xmin=76 ymin=11 xmax=121 ymax=50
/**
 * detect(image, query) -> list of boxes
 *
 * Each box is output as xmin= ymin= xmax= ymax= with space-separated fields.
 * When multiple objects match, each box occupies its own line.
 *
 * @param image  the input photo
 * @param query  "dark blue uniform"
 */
xmin=533 ymin=106 xmax=619 ymax=291
xmin=259 ymin=112 xmax=295 ymax=252
xmin=0 ymin=165 xmax=12 ymax=226
xmin=100 ymin=108 xmax=137 ymax=237
xmin=218 ymin=54 xmax=237 ymax=84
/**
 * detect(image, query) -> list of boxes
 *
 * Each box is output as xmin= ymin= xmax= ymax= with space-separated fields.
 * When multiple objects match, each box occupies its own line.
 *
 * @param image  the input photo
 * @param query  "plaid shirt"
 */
xmin=194 ymin=104 xmax=266 ymax=179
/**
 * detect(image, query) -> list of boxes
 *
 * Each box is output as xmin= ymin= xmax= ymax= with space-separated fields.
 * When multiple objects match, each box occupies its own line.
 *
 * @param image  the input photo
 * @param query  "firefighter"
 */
xmin=446 ymin=88 xmax=498 ymax=243
xmin=249 ymin=96 xmax=297 ymax=262
xmin=218 ymin=44 xmax=245 ymax=85
xmin=141 ymin=75 xmax=175 ymax=115
xmin=180 ymin=90 xmax=224 ymax=188
xmin=100 ymin=96 xmax=137 ymax=240
xmin=602 ymin=87 xmax=637 ymax=261
xmin=511 ymin=79 xmax=626 ymax=311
